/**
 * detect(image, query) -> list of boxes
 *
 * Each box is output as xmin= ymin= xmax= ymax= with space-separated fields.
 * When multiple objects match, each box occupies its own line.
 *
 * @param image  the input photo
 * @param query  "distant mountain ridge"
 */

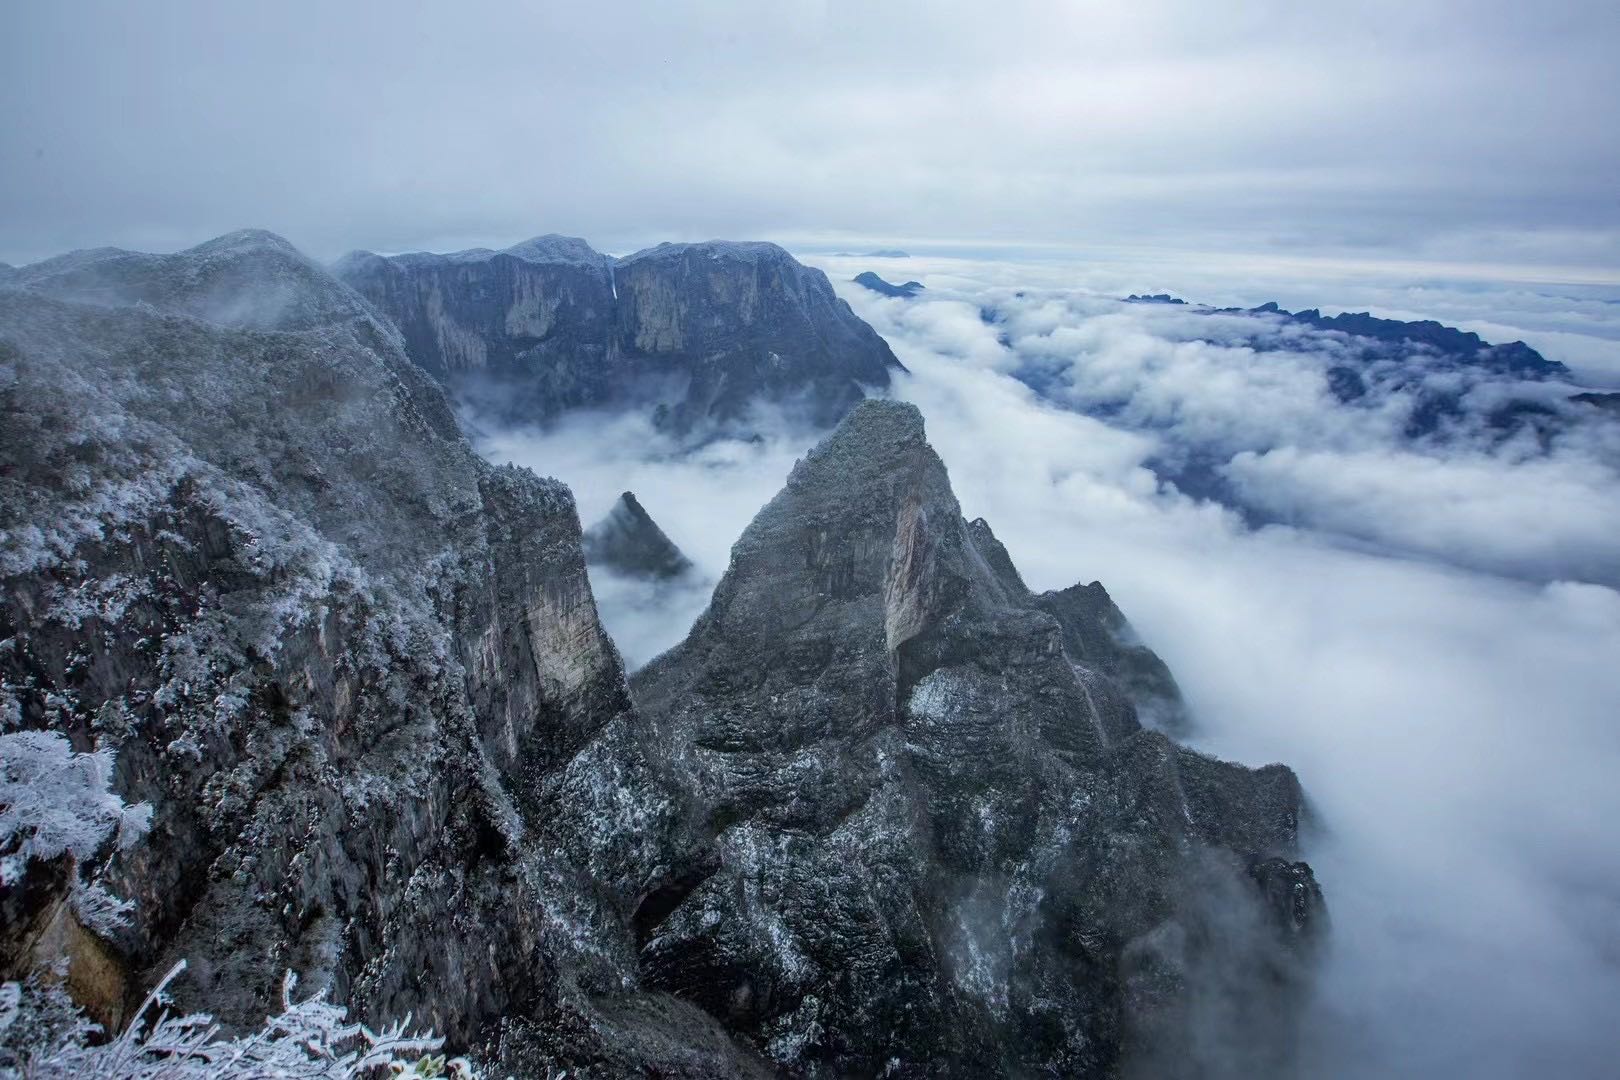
xmin=854 ymin=270 xmax=925 ymax=298
xmin=1573 ymin=390 xmax=1620 ymax=415
xmin=336 ymin=235 xmax=905 ymax=433
xmin=954 ymin=288 xmax=1607 ymax=546
xmin=1117 ymin=291 xmax=1566 ymax=379
xmin=1241 ymin=300 xmax=1565 ymax=379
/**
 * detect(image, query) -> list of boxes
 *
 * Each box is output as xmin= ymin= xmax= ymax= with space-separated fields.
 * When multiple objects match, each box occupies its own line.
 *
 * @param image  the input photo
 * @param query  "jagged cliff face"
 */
xmin=336 ymin=237 xmax=903 ymax=432
xmin=630 ymin=400 xmax=1321 ymax=1078
xmin=613 ymin=242 xmax=903 ymax=431
xmin=332 ymin=237 xmax=623 ymax=423
xmin=0 ymin=232 xmax=764 ymax=1076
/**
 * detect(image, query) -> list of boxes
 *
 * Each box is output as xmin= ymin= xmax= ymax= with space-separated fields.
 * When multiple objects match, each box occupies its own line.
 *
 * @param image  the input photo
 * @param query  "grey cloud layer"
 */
xmin=3 ymin=1 xmax=1618 ymax=270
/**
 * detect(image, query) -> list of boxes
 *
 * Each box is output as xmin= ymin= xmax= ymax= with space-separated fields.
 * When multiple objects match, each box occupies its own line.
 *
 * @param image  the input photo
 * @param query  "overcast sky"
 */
xmin=2 ymin=0 xmax=1617 ymax=274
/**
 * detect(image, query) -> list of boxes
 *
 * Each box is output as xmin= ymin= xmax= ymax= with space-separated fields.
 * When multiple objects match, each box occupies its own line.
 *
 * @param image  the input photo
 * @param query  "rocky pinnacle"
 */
xmin=630 ymin=398 xmax=1323 ymax=1077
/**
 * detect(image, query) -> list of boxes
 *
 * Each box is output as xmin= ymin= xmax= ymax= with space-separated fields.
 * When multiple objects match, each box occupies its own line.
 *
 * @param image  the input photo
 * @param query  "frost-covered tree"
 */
xmin=1 ymin=728 xmax=150 ymax=943
xmin=0 ymin=730 xmax=151 ymax=887
xmin=0 ymin=960 xmax=475 ymax=1078
xmin=0 ymin=732 xmax=477 ymax=1078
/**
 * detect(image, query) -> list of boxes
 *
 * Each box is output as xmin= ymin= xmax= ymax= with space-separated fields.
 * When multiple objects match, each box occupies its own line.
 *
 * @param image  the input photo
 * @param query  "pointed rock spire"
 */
xmin=583 ymin=491 xmax=695 ymax=581
xmin=628 ymin=397 xmax=1320 ymax=1075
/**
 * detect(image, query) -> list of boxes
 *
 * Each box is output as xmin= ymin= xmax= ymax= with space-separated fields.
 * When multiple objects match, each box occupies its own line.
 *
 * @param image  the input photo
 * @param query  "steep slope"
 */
xmin=336 ymin=237 xmax=904 ymax=432
xmin=0 ymin=232 xmax=765 ymax=1076
xmin=629 ymin=400 xmax=1322 ymax=1078
xmin=583 ymin=492 xmax=696 ymax=582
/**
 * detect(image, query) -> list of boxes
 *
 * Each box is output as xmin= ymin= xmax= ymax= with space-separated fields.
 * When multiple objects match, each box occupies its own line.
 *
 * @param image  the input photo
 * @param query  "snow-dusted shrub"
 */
xmin=1 ymin=728 xmax=149 ymax=945
xmin=0 ymin=730 xmax=151 ymax=887
xmin=0 ymin=959 xmax=476 ymax=1079
xmin=0 ymin=733 xmax=479 ymax=1077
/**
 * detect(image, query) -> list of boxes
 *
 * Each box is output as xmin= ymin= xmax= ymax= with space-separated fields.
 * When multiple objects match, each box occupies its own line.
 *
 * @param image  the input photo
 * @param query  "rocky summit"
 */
xmin=630 ymin=399 xmax=1322 ymax=1078
xmin=336 ymin=236 xmax=904 ymax=432
xmin=583 ymin=492 xmax=697 ymax=581
xmin=1 ymin=230 xmax=1322 ymax=1078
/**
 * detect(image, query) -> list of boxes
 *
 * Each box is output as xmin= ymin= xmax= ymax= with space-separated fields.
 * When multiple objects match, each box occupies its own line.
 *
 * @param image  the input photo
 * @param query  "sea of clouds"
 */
xmin=478 ymin=251 xmax=1620 ymax=1079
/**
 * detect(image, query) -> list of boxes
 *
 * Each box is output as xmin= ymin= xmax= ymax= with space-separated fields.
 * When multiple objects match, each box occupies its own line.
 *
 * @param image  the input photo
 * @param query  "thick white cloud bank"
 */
xmin=479 ymin=254 xmax=1620 ymax=1078
xmin=830 ymin=252 xmax=1620 ymax=586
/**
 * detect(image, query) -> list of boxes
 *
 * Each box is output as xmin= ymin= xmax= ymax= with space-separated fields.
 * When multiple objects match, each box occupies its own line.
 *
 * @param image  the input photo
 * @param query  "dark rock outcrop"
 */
xmin=1125 ymin=293 xmax=1187 ymax=305
xmin=629 ymin=399 xmax=1323 ymax=1077
xmin=1030 ymin=578 xmax=1190 ymax=734
xmin=336 ymin=237 xmax=905 ymax=432
xmin=854 ymin=271 xmax=925 ymax=299
xmin=584 ymin=492 xmax=696 ymax=581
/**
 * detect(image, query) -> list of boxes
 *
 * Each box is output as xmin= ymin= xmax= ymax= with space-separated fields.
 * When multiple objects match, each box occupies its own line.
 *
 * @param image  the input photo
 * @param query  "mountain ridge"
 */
xmin=336 ymin=234 xmax=905 ymax=433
